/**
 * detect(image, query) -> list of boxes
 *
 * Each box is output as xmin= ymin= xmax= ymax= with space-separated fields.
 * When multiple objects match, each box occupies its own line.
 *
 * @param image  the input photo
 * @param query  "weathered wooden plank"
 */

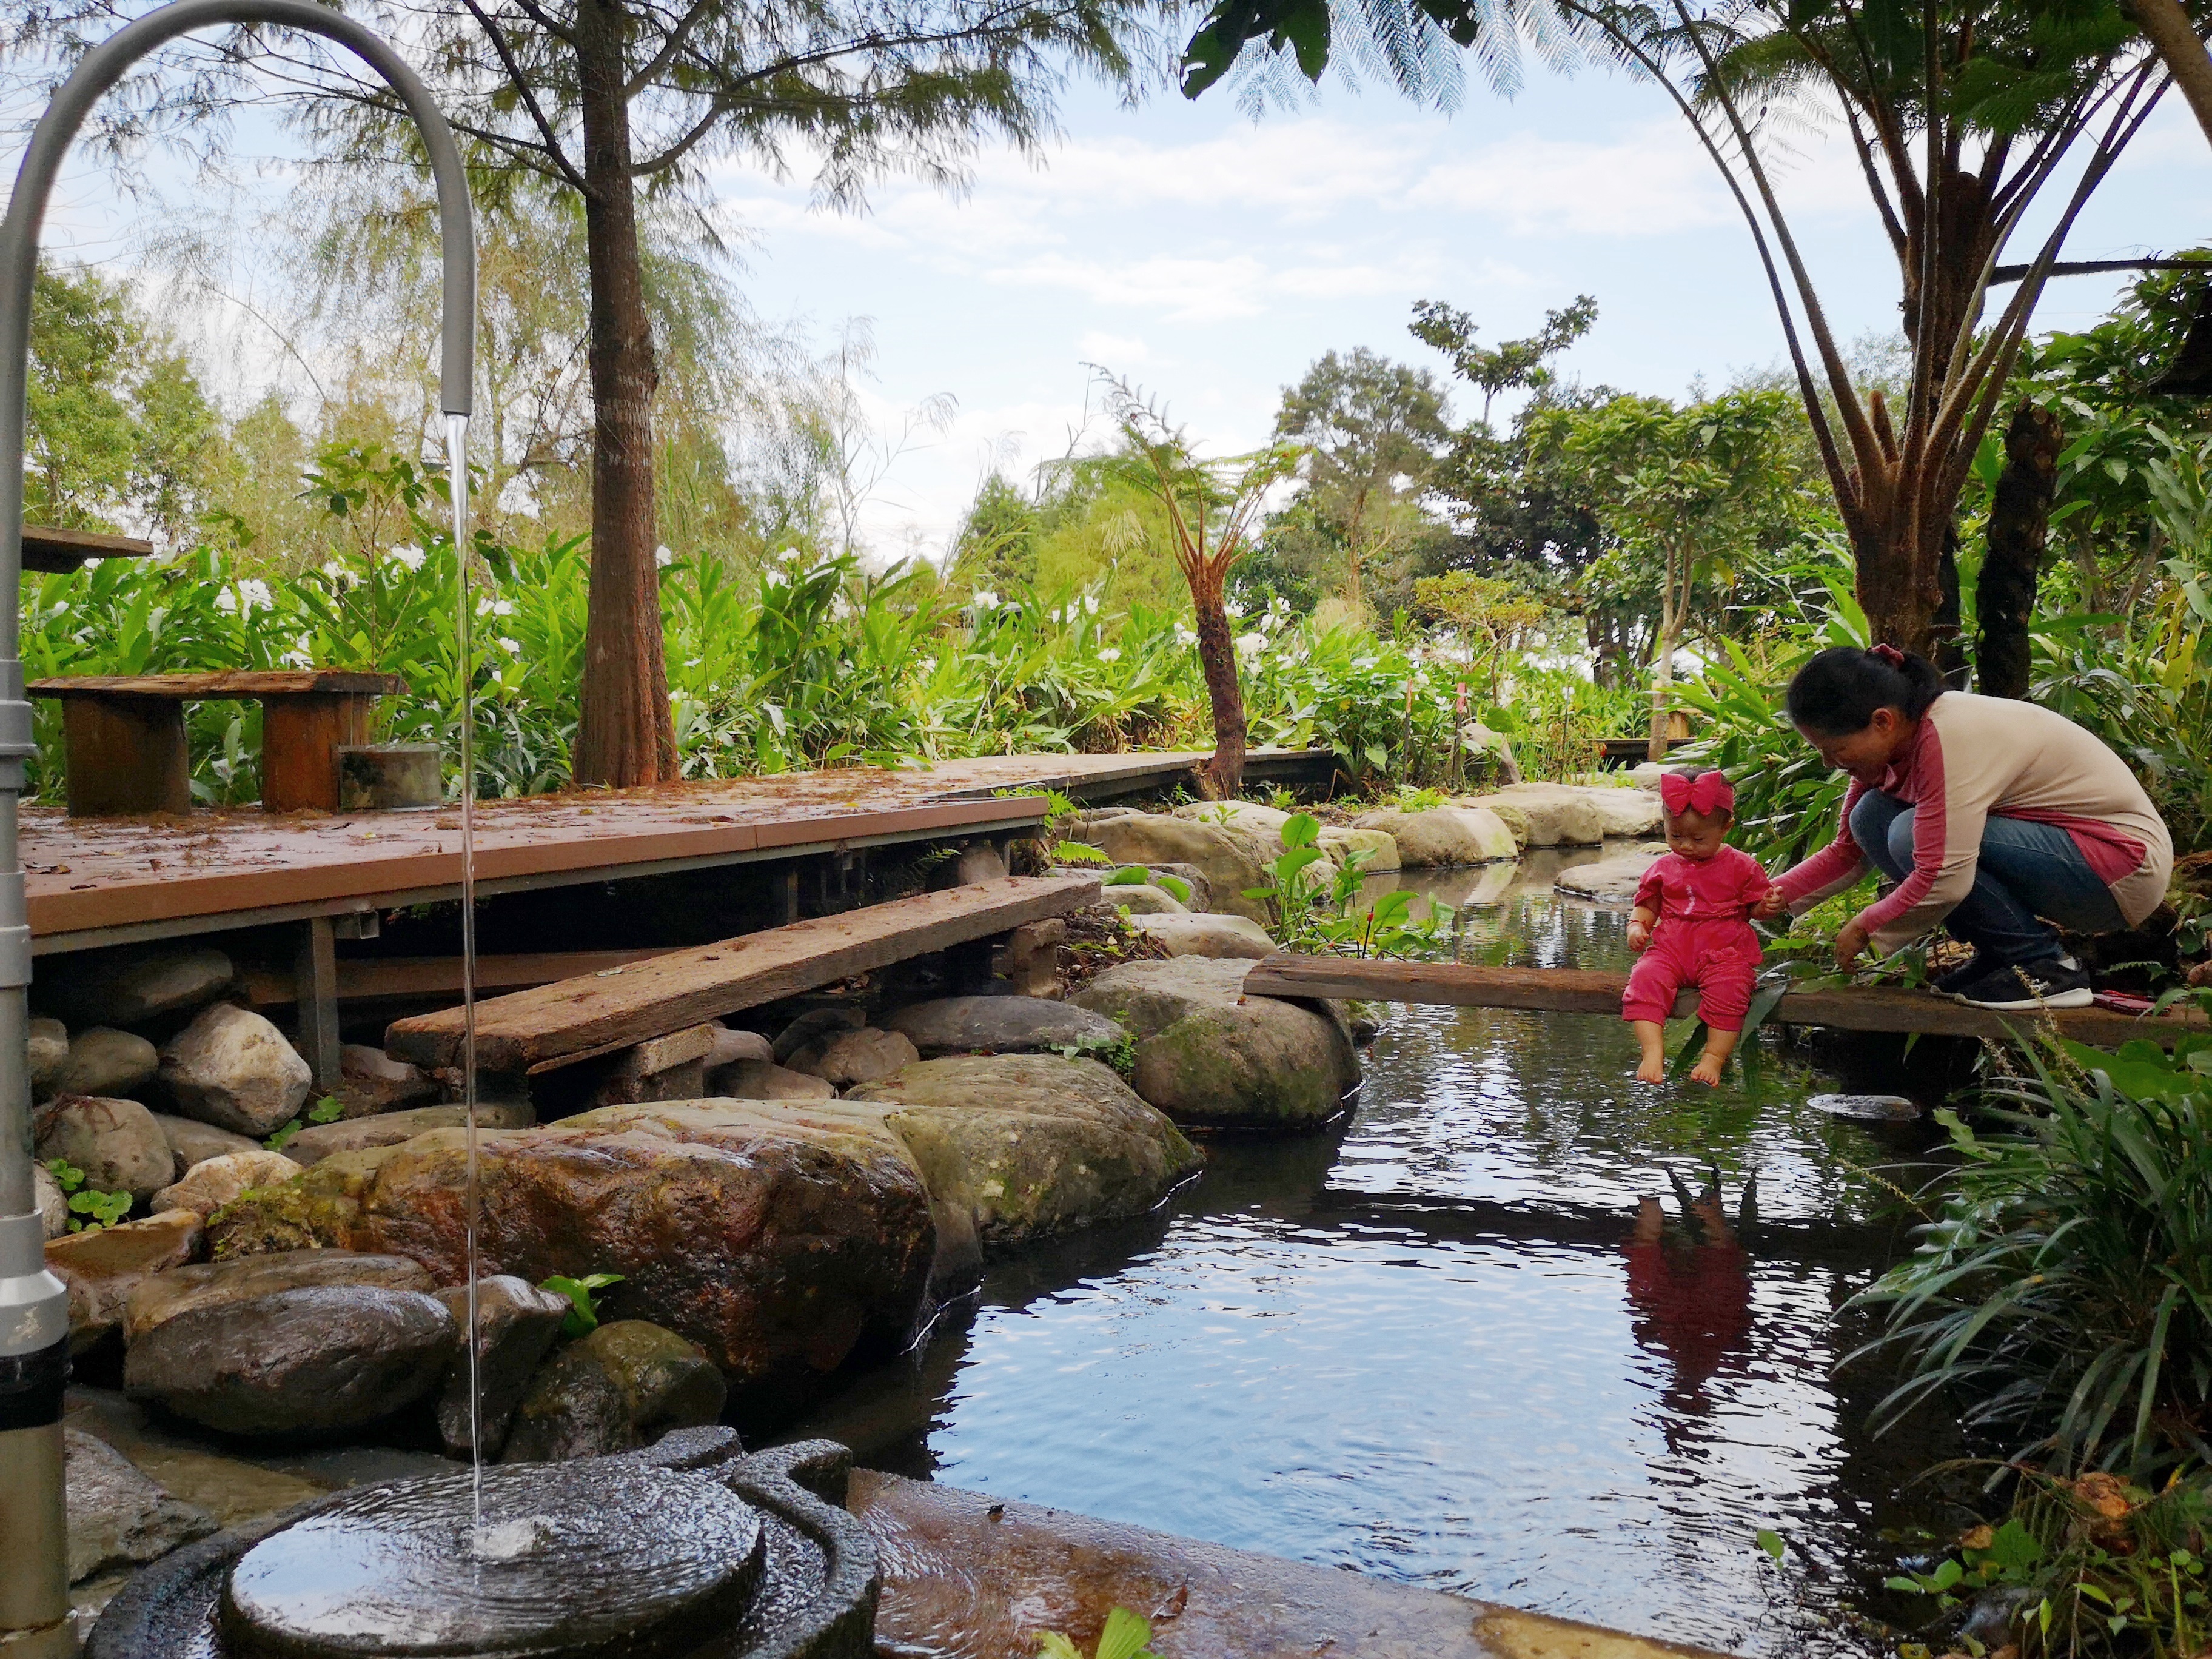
xmin=30 ymin=670 xmax=404 ymax=699
xmin=386 ymin=875 xmax=1103 ymax=1070
xmin=1243 ymin=954 xmax=2209 ymax=1050
xmin=22 ymin=525 xmax=152 ymax=572
xmin=243 ymin=950 xmax=680 ymax=1007
xmin=58 ymin=695 xmax=190 ymax=816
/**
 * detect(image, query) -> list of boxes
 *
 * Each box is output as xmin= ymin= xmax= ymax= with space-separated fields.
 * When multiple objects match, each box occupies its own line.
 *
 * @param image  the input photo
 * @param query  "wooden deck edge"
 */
xmin=387 ymin=874 xmax=1104 ymax=1070
xmin=1243 ymin=953 xmax=2208 ymax=1050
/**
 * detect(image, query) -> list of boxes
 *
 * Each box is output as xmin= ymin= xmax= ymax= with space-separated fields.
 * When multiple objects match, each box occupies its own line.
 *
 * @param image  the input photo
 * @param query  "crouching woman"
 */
xmin=1763 ymin=645 xmax=2173 ymax=1010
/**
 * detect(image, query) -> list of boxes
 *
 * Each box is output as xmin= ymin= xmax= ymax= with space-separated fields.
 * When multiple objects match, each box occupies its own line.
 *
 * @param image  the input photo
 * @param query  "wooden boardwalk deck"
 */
xmin=25 ymin=748 xmax=1327 ymax=952
xmin=1245 ymin=954 xmax=2208 ymax=1049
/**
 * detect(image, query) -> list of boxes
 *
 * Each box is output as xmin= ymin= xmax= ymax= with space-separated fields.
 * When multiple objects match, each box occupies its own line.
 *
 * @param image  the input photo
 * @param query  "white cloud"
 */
xmin=1078 ymin=330 xmax=1152 ymax=364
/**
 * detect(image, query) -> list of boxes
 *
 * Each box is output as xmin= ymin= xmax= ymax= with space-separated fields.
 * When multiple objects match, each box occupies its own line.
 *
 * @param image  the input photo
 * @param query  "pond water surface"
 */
xmin=793 ymin=852 xmax=1972 ymax=1656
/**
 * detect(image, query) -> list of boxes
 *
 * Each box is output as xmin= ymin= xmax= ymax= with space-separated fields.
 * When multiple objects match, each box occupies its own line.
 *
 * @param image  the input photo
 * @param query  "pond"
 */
xmin=791 ymin=852 xmax=1971 ymax=1657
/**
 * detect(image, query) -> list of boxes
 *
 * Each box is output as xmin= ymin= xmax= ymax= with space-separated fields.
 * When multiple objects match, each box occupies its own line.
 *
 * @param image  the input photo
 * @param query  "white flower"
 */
xmin=1222 ymin=600 xmax=1243 ymax=618
xmin=238 ymin=578 xmax=273 ymax=611
xmin=971 ymin=589 xmax=1000 ymax=612
xmin=475 ymin=597 xmax=514 ymax=618
xmin=321 ymin=560 xmax=345 ymax=580
xmin=1098 ymin=648 xmax=1121 ymax=663
xmin=498 ymin=637 xmax=523 ymax=657
xmin=777 ymin=546 xmax=803 ymax=563
xmin=215 ymin=588 xmax=237 ymax=614
xmin=655 ymin=546 xmax=674 ymax=568
xmin=81 ymin=557 xmax=101 ymax=571
xmin=1174 ymin=624 xmax=1198 ymax=648
xmin=390 ymin=544 xmax=426 ymax=571
xmin=1235 ymin=632 xmax=1265 ymax=658
xmin=1083 ymin=594 xmax=1100 ymax=615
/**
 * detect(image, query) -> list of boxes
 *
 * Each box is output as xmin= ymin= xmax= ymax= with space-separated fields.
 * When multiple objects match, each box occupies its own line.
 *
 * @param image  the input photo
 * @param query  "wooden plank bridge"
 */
xmin=1245 ymin=955 xmax=2208 ymax=1049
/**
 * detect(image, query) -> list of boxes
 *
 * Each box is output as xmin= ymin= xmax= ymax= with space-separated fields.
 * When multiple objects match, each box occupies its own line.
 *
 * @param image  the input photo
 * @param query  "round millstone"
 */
xmin=220 ymin=1461 xmax=765 ymax=1658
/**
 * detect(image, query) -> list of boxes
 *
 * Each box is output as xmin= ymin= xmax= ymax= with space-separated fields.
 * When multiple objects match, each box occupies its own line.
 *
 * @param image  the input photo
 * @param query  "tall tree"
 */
xmin=1099 ymin=378 xmax=1302 ymax=799
xmin=1270 ymin=346 xmax=1452 ymax=612
xmin=10 ymin=0 xmax=1147 ymax=785
xmin=1533 ymin=389 xmax=1810 ymax=758
xmin=1409 ymin=293 xmax=1595 ymax=429
xmin=1181 ymin=0 xmax=2173 ymax=657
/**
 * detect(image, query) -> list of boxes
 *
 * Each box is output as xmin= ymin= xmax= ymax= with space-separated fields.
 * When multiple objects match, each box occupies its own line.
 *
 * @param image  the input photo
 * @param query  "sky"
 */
xmin=21 ymin=30 xmax=2212 ymax=560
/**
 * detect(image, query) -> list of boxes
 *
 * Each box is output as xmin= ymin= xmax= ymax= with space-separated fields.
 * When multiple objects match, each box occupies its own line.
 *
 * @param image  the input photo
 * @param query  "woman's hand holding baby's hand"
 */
xmin=1626 ymin=919 xmax=1651 ymax=953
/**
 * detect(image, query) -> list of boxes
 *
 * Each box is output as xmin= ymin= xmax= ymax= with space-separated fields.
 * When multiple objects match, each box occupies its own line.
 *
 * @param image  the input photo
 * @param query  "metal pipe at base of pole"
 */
xmin=0 ymin=2 xmax=474 ymax=1639
xmin=0 ymin=1210 xmax=70 ymax=1658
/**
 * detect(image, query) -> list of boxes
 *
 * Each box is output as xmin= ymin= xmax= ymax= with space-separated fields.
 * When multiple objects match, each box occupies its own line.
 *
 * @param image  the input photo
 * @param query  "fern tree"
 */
xmin=1184 ymin=0 xmax=2176 ymax=661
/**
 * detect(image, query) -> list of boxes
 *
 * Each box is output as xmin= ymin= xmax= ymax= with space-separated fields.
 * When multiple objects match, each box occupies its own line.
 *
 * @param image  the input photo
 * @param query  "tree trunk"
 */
xmin=571 ymin=0 xmax=677 ymax=789
xmin=1933 ymin=523 xmax=1968 ymax=686
xmin=1191 ymin=566 xmax=1247 ymax=799
xmin=1647 ymin=620 xmax=1680 ymax=764
xmin=1977 ymin=401 xmax=2062 ymax=700
xmin=2124 ymin=0 xmax=2212 ymax=153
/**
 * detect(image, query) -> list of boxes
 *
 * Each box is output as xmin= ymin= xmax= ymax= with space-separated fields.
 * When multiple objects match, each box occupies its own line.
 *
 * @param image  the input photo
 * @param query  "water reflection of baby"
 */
xmin=1621 ymin=1194 xmax=1754 ymax=1413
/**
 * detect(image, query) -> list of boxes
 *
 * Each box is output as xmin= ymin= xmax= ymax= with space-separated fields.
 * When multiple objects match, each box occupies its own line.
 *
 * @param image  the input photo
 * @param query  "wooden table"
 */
xmin=29 ymin=670 xmax=406 ymax=816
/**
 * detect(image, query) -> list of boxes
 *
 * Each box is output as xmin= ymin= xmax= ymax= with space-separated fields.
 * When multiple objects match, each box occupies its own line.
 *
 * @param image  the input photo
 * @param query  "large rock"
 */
xmin=29 ymin=1016 xmax=68 ymax=1099
xmin=1318 ymin=825 xmax=1401 ymax=874
xmin=281 ymin=1100 xmax=535 ymax=1168
xmin=159 ymin=1004 xmax=312 ymax=1136
xmin=1101 ymin=883 xmax=1187 ymax=916
xmin=1350 ymin=807 xmax=1516 ymax=867
xmin=1582 ymin=785 xmax=1665 ymax=838
xmin=35 ymin=1094 xmax=174 ymax=1202
xmin=51 ymin=1028 xmax=159 ymax=1102
xmin=351 ymin=1101 xmax=936 ymax=1398
xmin=122 ymin=1247 xmax=434 ymax=1344
xmin=804 ymin=1027 xmax=920 ymax=1087
xmin=35 ymin=1159 xmax=66 ymax=1239
xmin=1131 ymin=913 xmax=1278 ymax=960
xmin=706 ymin=1059 xmax=835 ymax=1100
xmin=706 ymin=1026 xmax=774 ymax=1068
xmin=502 ymin=1319 xmax=726 ymax=1464
xmin=334 ymin=1044 xmax=440 ymax=1118
xmin=1463 ymin=784 xmax=1607 ymax=847
xmin=1075 ymin=958 xmax=1359 ymax=1129
xmin=64 ymin=1428 xmax=216 ymax=1584
xmin=885 ymin=996 xmax=1128 ymax=1061
xmin=851 ymin=1054 xmax=1200 ymax=1247
xmin=151 ymin=1114 xmax=262 ymax=1178
xmin=47 ymin=1211 xmax=203 ymax=1353
xmin=1553 ymin=849 xmax=1668 ymax=907
xmin=1170 ymin=800 xmax=1293 ymax=850
xmin=43 ymin=946 xmax=233 ymax=1029
xmin=1061 ymin=816 xmax=1273 ymax=925
xmin=434 ymin=1275 xmax=571 ymax=1460
xmin=203 ymin=1148 xmax=400 ymax=1258
xmin=151 ymin=1150 xmax=304 ymax=1218
xmin=124 ymin=1283 xmax=455 ymax=1437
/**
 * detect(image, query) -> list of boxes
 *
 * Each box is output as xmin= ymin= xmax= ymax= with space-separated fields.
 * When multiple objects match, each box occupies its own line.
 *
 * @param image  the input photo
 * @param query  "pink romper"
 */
xmin=1621 ymin=846 xmax=1771 ymax=1034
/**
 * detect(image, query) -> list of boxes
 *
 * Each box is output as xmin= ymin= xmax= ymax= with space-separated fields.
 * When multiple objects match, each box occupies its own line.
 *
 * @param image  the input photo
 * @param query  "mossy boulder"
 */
xmin=1350 ymin=807 xmax=1517 ymax=866
xmin=1074 ymin=958 xmax=1359 ymax=1130
xmin=1062 ymin=814 xmax=1274 ymax=923
xmin=351 ymin=1101 xmax=936 ymax=1407
xmin=850 ymin=1054 xmax=1199 ymax=1248
xmin=501 ymin=1319 xmax=726 ymax=1464
xmin=204 ymin=1146 xmax=398 ymax=1258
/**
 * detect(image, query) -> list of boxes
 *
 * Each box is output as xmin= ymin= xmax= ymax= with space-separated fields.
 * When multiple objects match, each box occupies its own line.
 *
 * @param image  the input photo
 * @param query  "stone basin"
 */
xmin=87 ymin=1432 xmax=877 ymax=1659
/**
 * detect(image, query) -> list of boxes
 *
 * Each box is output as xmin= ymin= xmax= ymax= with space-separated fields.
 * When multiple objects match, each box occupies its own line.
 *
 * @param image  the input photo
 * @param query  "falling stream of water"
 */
xmin=444 ymin=411 xmax=484 ymax=1531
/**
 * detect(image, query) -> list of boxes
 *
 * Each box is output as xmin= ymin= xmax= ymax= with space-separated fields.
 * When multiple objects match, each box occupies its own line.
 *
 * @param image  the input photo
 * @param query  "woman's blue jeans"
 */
xmin=1848 ymin=789 xmax=2125 ymax=966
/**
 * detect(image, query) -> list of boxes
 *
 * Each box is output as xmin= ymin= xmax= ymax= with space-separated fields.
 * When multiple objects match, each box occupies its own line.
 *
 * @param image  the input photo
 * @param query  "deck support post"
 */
xmin=293 ymin=914 xmax=342 ymax=1091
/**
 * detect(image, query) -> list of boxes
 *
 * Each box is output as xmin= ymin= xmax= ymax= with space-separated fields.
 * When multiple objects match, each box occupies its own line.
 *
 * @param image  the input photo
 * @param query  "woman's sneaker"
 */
xmin=1931 ymin=952 xmax=1992 ymax=995
xmin=1950 ymin=957 xmax=2095 ymax=1011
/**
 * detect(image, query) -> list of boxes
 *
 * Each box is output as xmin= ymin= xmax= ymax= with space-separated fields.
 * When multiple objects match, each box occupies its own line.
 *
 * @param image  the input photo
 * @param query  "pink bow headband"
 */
xmin=1868 ymin=643 xmax=1906 ymax=668
xmin=1660 ymin=770 xmax=1734 ymax=817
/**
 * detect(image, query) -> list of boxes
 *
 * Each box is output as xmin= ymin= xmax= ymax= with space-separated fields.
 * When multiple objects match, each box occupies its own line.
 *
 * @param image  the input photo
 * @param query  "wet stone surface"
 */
xmin=221 ymin=1464 xmax=765 ymax=1658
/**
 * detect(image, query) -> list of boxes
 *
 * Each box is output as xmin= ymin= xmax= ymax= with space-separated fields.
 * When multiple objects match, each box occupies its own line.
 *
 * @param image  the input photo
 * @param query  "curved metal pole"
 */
xmin=0 ymin=7 xmax=474 ymax=1647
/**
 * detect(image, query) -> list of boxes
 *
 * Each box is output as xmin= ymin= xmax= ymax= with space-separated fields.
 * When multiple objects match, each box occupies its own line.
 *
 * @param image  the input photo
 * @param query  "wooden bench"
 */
xmin=1244 ymin=954 xmax=2210 ymax=1049
xmin=384 ymin=875 xmax=1104 ymax=1087
xmin=30 ymin=669 xmax=406 ymax=816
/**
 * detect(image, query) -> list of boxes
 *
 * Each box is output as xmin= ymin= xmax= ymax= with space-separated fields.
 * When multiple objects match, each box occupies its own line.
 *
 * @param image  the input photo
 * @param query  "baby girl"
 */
xmin=1624 ymin=768 xmax=1774 ymax=1087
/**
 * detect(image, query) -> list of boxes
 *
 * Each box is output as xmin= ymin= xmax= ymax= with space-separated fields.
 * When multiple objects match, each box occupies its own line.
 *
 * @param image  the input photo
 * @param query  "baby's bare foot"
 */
xmin=1635 ymin=1054 xmax=1667 ymax=1085
xmin=1689 ymin=1056 xmax=1725 ymax=1087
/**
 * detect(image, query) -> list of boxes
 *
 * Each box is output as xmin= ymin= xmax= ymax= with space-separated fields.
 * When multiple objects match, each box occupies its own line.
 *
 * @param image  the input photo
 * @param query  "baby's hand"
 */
xmin=1752 ymin=887 xmax=1788 ymax=920
xmin=1627 ymin=919 xmax=1651 ymax=953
